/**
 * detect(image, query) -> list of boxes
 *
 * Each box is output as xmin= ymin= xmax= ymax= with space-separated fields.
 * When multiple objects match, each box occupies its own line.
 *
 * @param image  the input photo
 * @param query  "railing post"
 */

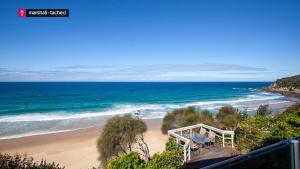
xmin=231 ymin=133 xmax=234 ymax=148
xmin=222 ymin=133 xmax=225 ymax=147
xmin=188 ymin=145 xmax=191 ymax=160
xmin=290 ymin=139 xmax=299 ymax=169
xmin=184 ymin=146 xmax=187 ymax=162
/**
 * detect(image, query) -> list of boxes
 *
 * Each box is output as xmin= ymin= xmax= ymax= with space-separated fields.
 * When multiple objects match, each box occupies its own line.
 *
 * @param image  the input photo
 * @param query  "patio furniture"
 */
xmin=190 ymin=141 xmax=200 ymax=154
xmin=192 ymin=133 xmax=210 ymax=147
xmin=200 ymin=127 xmax=207 ymax=135
xmin=167 ymin=123 xmax=235 ymax=162
xmin=183 ymin=132 xmax=191 ymax=139
xmin=208 ymin=131 xmax=216 ymax=147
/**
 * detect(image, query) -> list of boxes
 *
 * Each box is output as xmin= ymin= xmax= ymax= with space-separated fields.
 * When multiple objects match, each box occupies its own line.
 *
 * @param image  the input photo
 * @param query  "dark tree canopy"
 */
xmin=97 ymin=114 xmax=147 ymax=166
xmin=216 ymin=106 xmax=240 ymax=128
xmin=161 ymin=107 xmax=216 ymax=134
xmin=256 ymin=104 xmax=271 ymax=116
xmin=273 ymin=74 xmax=300 ymax=88
xmin=199 ymin=110 xmax=214 ymax=125
xmin=161 ymin=107 xmax=200 ymax=134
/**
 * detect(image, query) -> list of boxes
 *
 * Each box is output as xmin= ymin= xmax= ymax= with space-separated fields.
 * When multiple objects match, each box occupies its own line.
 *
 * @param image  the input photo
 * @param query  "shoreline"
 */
xmin=1 ymin=95 xmax=296 ymax=140
xmin=0 ymin=95 xmax=299 ymax=168
xmin=0 ymin=118 xmax=167 ymax=169
xmin=0 ymin=95 xmax=298 ymax=141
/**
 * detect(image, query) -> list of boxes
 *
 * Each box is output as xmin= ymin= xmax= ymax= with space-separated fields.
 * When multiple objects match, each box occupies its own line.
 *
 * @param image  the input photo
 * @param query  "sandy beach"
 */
xmin=0 ymin=118 xmax=168 ymax=169
xmin=0 ymin=97 xmax=298 ymax=169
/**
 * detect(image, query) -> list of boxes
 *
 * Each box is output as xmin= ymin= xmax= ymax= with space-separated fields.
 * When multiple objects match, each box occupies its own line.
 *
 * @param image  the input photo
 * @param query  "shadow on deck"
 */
xmin=186 ymin=145 xmax=235 ymax=168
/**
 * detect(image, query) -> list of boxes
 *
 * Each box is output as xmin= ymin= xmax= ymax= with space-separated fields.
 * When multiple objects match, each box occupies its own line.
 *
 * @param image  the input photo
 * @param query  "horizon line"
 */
xmin=0 ymin=81 xmax=273 ymax=83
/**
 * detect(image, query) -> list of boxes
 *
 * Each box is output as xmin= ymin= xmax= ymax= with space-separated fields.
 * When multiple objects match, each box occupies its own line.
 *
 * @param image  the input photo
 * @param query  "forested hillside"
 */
xmin=267 ymin=75 xmax=300 ymax=96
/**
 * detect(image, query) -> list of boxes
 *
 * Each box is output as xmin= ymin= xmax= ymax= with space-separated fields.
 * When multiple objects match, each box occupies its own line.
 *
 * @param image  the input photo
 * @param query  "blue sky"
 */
xmin=0 ymin=0 xmax=299 ymax=81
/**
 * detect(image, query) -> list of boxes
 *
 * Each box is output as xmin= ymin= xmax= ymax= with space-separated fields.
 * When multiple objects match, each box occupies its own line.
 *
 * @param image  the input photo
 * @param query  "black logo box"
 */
xmin=26 ymin=9 xmax=69 ymax=17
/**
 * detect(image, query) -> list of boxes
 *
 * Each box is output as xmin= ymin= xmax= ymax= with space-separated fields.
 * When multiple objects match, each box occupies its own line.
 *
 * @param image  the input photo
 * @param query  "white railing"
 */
xmin=168 ymin=123 xmax=235 ymax=162
xmin=168 ymin=130 xmax=191 ymax=162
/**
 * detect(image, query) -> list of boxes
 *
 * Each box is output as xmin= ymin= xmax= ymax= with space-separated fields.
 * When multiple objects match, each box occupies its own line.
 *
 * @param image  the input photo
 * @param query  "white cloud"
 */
xmin=0 ymin=63 xmax=270 ymax=81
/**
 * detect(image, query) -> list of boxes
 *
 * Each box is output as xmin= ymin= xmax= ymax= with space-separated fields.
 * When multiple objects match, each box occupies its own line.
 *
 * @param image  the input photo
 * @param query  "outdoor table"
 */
xmin=192 ymin=134 xmax=210 ymax=145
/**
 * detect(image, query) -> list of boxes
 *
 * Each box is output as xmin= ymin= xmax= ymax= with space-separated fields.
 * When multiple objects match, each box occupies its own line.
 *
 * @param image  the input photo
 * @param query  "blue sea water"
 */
xmin=0 ymin=82 xmax=291 ymax=139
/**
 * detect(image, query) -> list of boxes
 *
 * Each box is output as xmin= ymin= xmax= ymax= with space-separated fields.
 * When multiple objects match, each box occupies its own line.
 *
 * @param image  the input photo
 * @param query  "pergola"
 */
xmin=168 ymin=123 xmax=235 ymax=162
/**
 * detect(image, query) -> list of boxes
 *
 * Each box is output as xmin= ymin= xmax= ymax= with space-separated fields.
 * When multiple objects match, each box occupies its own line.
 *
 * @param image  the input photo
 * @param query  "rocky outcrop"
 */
xmin=266 ymin=75 xmax=300 ymax=97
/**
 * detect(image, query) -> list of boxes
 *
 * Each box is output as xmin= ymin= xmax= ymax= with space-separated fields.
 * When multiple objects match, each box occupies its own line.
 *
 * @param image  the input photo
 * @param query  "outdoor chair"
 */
xmin=208 ymin=131 xmax=216 ymax=147
xmin=200 ymin=128 xmax=207 ymax=135
xmin=191 ymin=141 xmax=200 ymax=155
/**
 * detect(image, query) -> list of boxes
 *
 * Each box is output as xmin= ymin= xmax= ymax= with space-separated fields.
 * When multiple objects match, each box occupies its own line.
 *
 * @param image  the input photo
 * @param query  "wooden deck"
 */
xmin=168 ymin=123 xmax=235 ymax=162
xmin=186 ymin=145 xmax=235 ymax=168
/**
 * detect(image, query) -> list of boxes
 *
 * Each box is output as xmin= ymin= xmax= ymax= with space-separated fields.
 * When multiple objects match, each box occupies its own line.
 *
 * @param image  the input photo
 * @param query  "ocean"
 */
xmin=0 ymin=82 xmax=291 ymax=139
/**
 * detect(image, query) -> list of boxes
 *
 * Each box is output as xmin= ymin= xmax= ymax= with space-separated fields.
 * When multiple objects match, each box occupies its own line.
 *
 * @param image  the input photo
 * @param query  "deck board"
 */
xmin=186 ymin=145 xmax=235 ymax=168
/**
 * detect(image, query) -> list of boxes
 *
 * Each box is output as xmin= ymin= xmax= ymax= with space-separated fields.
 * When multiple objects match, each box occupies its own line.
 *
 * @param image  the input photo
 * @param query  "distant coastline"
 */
xmin=265 ymin=74 xmax=300 ymax=98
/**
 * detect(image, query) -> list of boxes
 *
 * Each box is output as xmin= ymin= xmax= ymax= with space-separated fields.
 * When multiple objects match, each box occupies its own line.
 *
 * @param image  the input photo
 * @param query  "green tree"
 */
xmin=179 ymin=109 xmax=200 ymax=127
xmin=161 ymin=112 xmax=177 ymax=134
xmin=199 ymin=110 xmax=214 ymax=125
xmin=216 ymin=106 xmax=239 ymax=129
xmin=235 ymin=116 xmax=272 ymax=151
xmin=235 ymin=104 xmax=300 ymax=152
xmin=271 ymin=107 xmax=300 ymax=139
xmin=97 ymin=114 xmax=147 ymax=165
xmin=217 ymin=106 xmax=236 ymax=119
xmin=161 ymin=107 xmax=201 ymax=134
xmin=272 ymin=74 xmax=300 ymax=88
xmin=256 ymin=104 xmax=271 ymax=116
xmin=105 ymin=152 xmax=145 ymax=169
xmin=237 ymin=109 xmax=249 ymax=122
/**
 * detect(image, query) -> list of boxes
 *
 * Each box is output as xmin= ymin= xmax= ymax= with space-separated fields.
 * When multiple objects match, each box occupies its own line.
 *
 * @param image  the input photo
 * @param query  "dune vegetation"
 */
xmin=2 ymin=104 xmax=299 ymax=169
xmin=0 ymin=153 xmax=64 ymax=169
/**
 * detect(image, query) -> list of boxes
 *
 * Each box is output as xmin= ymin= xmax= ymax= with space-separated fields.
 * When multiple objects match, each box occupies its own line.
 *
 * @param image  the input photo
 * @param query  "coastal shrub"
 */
xmin=161 ymin=107 xmax=200 ymax=134
xmin=235 ymin=108 xmax=299 ymax=169
xmin=235 ymin=115 xmax=275 ymax=151
xmin=145 ymin=150 xmax=183 ymax=169
xmin=105 ymin=152 xmax=145 ymax=169
xmin=179 ymin=108 xmax=200 ymax=127
xmin=161 ymin=106 xmax=244 ymax=134
xmin=256 ymin=104 xmax=271 ymax=116
xmin=165 ymin=138 xmax=179 ymax=151
xmin=105 ymin=138 xmax=184 ymax=169
xmin=199 ymin=110 xmax=214 ymax=125
xmin=235 ymin=104 xmax=300 ymax=151
xmin=0 ymin=153 xmax=64 ymax=169
xmin=217 ymin=106 xmax=236 ymax=119
xmin=282 ymin=103 xmax=300 ymax=114
xmin=161 ymin=112 xmax=177 ymax=134
xmin=271 ymin=108 xmax=300 ymax=139
xmin=237 ymin=110 xmax=248 ymax=122
xmin=97 ymin=114 xmax=147 ymax=166
xmin=216 ymin=106 xmax=240 ymax=129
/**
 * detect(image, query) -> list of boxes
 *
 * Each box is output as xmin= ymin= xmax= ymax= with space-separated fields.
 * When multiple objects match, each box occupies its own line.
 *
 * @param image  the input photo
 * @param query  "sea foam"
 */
xmin=0 ymin=83 xmax=293 ymax=139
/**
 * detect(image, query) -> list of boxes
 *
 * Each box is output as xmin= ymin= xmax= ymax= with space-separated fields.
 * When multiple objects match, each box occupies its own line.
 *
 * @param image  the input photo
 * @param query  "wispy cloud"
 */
xmin=0 ymin=63 xmax=270 ymax=81
xmin=54 ymin=64 xmax=267 ymax=72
